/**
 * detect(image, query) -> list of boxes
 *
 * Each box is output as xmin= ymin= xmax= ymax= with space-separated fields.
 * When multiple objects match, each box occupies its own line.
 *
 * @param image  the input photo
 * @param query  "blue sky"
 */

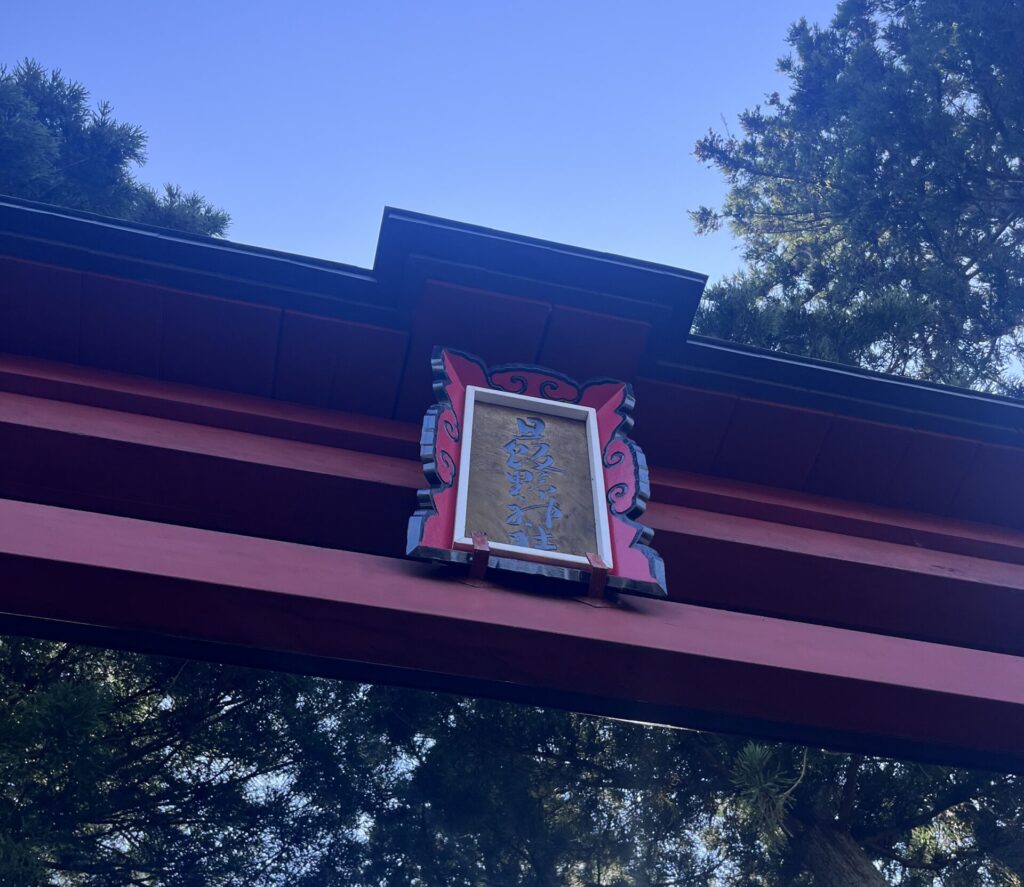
xmin=4 ymin=1 xmax=837 ymax=281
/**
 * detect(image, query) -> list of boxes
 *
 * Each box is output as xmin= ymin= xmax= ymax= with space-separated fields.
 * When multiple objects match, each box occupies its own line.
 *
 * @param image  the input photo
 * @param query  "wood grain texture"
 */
xmin=3 ymin=382 xmax=1024 ymax=654
xmin=2 ymin=497 xmax=1024 ymax=772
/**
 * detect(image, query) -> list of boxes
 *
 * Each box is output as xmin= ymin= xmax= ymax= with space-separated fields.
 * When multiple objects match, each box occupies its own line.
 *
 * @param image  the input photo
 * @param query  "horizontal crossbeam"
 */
xmin=1 ymin=498 xmax=1022 ymax=771
xmin=2 ymin=382 xmax=1023 ymax=657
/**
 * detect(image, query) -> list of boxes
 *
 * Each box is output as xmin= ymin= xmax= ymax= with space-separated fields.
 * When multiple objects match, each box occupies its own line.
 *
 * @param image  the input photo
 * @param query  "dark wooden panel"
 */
xmin=327 ymin=319 xmax=407 ymax=415
xmin=951 ymin=443 xmax=1024 ymax=529
xmin=273 ymin=311 xmax=409 ymax=416
xmin=632 ymin=380 xmax=737 ymax=473
xmin=161 ymin=291 xmax=281 ymax=396
xmin=0 ymin=258 xmax=81 ymax=362
xmin=327 ymin=320 xmax=407 ymax=416
xmin=884 ymin=433 xmax=981 ymax=515
xmin=80 ymin=274 xmax=165 ymax=376
xmin=538 ymin=305 xmax=650 ymax=383
xmin=712 ymin=399 xmax=833 ymax=488
xmin=803 ymin=417 xmax=914 ymax=503
xmin=394 ymin=281 xmax=551 ymax=421
xmin=272 ymin=310 xmax=337 ymax=407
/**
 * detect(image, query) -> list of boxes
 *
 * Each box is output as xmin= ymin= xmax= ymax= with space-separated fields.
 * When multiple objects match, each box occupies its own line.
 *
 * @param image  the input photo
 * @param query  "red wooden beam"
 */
xmin=3 ymin=386 xmax=1024 ymax=657
xmin=1 ymin=497 xmax=1023 ymax=772
xmin=0 ymin=353 xmax=419 ymax=459
xmin=651 ymin=466 xmax=1024 ymax=567
xmin=3 ymin=352 xmax=1022 ymax=564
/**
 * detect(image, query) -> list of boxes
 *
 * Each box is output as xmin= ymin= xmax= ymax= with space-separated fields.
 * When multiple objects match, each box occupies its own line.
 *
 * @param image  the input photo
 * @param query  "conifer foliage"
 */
xmin=693 ymin=0 xmax=1024 ymax=395
xmin=0 ymin=60 xmax=229 ymax=236
xmin=3 ymin=636 xmax=1024 ymax=887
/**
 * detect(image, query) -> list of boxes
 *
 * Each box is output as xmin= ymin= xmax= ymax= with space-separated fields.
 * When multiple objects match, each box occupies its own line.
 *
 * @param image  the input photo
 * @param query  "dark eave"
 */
xmin=0 ymin=195 xmax=386 ymax=325
xmin=376 ymin=207 xmax=707 ymax=330
xmin=664 ymin=335 xmax=1024 ymax=445
xmin=0 ymin=196 xmax=708 ymax=332
xmin=2 ymin=195 xmax=1023 ymax=530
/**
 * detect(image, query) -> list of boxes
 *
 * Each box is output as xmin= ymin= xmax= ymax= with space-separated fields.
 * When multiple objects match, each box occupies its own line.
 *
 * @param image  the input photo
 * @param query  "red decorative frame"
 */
xmin=407 ymin=348 xmax=666 ymax=597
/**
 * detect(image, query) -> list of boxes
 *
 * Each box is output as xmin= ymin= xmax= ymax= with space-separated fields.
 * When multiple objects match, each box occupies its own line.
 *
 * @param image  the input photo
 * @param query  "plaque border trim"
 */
xmin=406 ymin=347 xmax=667 ymax=598
xmin=452 ymin=385 xmax=614 ymax=569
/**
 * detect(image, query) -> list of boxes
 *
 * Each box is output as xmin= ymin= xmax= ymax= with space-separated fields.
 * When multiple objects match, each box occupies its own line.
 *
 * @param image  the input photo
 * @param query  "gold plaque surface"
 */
xmin=464 ymin=401 xmax=597 ymax=557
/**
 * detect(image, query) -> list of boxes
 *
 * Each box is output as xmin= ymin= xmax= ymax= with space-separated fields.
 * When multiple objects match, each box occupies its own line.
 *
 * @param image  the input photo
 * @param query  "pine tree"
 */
xmin=0 ymin=60 xmax=229 ymax=237
xmin=3 ymin=635 xmax=1023 ymax=886
xmin=692 ymin=0 xmax=1024 ymax=396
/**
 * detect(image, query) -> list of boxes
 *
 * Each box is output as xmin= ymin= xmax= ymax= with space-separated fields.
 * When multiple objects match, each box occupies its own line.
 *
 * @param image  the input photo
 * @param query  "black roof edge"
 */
xmin=0 ymin=196 xmax=707 ymax=326
xmin=0 ymin=195 xmax=400 ymax=325
xmin=657 ymin=335 xmax=1024 ymax=443
xmin=0 ymin=194 xmax=375 ymax=281
xmin=375 ymin=206 xmax=709 ymax=286
xmin=3 ymin=195 xmax=1021 ymax=441
xmin=373 ymin=207 xmax=709 ymax=334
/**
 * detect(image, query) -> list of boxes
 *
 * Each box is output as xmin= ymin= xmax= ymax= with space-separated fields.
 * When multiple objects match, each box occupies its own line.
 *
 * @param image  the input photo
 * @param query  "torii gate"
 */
xmin=2 ymin=196 xmax=1023 ymax=772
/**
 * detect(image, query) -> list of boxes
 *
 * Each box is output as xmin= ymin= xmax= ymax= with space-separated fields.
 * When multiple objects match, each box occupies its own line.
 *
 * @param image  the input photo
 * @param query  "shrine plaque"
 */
xmin=453 ymin=387 xmax=612 ymax=568
xmin=407 ymin=348 xmax=666 ymax=597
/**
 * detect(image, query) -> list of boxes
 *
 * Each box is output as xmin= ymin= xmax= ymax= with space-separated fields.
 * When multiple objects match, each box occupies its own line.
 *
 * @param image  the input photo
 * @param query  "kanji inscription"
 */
xmin=407 ymin=348 xmax=666 ymax=597
xmin=464 ymin=401 xmax=598 ymax=557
